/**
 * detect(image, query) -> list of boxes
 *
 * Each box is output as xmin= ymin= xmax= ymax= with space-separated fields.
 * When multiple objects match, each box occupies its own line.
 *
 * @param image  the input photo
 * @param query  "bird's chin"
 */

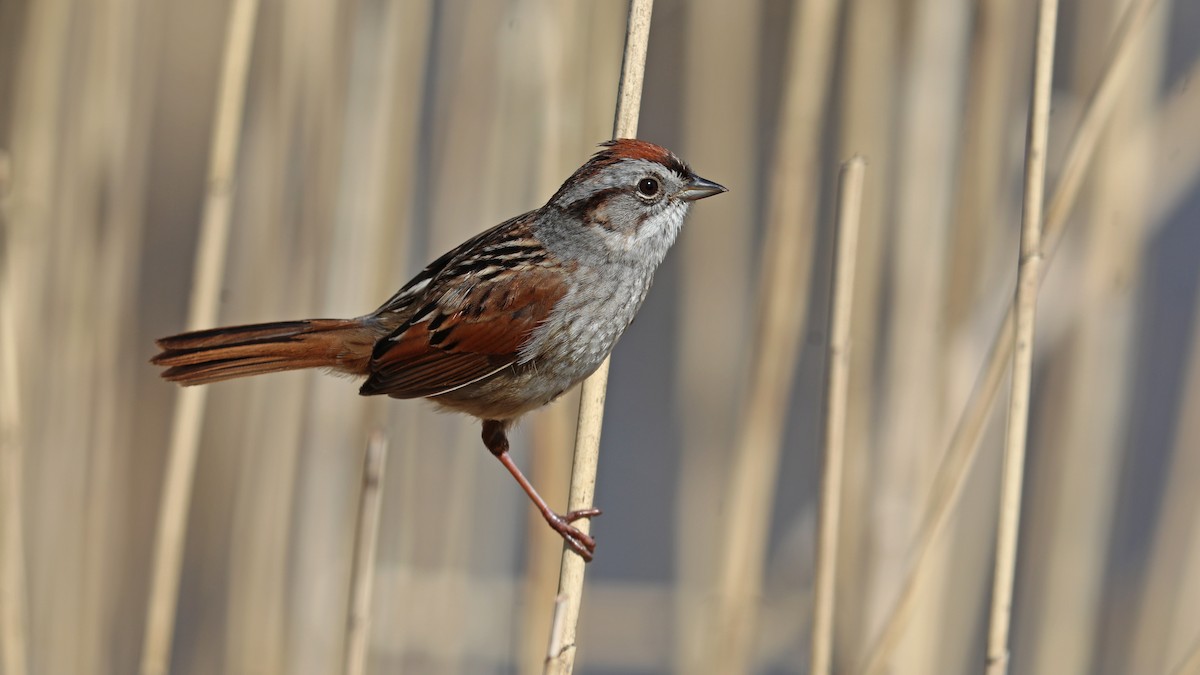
xmin=605 ymin=208 xmax=685 ymax=265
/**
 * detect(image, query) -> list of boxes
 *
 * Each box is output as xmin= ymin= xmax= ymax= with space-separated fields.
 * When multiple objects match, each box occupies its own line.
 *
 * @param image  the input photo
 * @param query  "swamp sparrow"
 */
xmin=153 ymin=139 xmax=726 ymax=560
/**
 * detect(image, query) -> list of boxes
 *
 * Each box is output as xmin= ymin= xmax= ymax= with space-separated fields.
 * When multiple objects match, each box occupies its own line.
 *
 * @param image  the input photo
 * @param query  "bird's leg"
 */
xmin=481 ymin=419 xmax=602 ymax=561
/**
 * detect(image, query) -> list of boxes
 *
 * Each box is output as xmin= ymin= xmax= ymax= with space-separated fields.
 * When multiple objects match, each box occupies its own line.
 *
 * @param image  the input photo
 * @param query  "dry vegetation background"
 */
xmin=2 ymin=0 xmax=1200 ymax=674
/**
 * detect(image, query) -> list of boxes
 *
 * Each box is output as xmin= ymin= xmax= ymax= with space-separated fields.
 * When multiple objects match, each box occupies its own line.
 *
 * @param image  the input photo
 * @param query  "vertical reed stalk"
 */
xmin=810 ymin=157 xmax=866 ymax=675
xmin=543 ymin=594 xmax=568 ymax=672
xmin=0 ymin=151 xmax=28 ymax=675
xmin=933 ymin=4 xmax=1023 ymax=671
xmin=344 ymin=434 xmax=389 ymax=675
xmin=139 ymin=1 xmax=261 ymax=672
xmin=984 ymin=1 xmax=1058 ymax=672
xmin=520 ymin=6 xmax=592 ymax=668
xmin=546 ymin=2 xmax=653 ymax=673
xmin=871 ymin=0 xmax=971 ymax=667
xmin=834 ymin=1 xmax=898 ymax=658
xmin=858 ymin=3 xmax=1162 ymax=671
xmin=710 ymin=0 xmax=840 ymax=670
xmin=359 ymin=0 xmax=432 ymax=661
xmin=1024 ymin=1 xmax=1162 ymax=670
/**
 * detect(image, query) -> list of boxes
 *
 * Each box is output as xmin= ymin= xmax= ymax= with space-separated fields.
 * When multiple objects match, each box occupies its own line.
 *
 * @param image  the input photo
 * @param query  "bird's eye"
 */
xmin=637 ymin=177 xmax=660 ymax=198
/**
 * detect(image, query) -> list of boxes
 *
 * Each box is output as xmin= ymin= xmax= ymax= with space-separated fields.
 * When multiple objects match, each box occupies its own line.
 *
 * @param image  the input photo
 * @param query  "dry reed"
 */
xmin=0 ymin=149 xmax=28 ymax=675
xmin=708 ymin=0 xmax=841 ymax=672
xmin=3 ymin=0 xmax=1199 ymax=672
xmin=140 ymin=1 xmax=262 ymax=672
xmin=1021 ymin=3 xmax=1164 ymax=671
xmin=984 ymin=0 xmax=1059 ymax=671
xmin=546 ymin=2 xmax=654 ymax=673
xmin=834 ymin=0 xmax=899 ymax=660
xmin=542 ymin=594 xmax=569 ymax=674
xmin=859 ymin=2 xmax=1164 ymax=671
xmin=343 ymin=433 xmax=388 ymax=675
xmin=810 ymin=156 xmax=866 ymax=675
xmin=517 ymin=5 xmax=617 ymax=670
xmin=870 ymin=0 xmax=972 ymax=666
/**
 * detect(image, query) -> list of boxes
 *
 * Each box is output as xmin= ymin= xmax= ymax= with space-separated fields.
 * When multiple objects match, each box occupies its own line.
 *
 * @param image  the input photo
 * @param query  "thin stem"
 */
xmin=811 ymin=157 xmax=867 ymax=675
xmin=0 ymin=150 xmax=29 ymax=675
xmin=857 ymin=1 xmax=1163 ymax=671
xmin=139 ymin=1 xmax=261 ymax=673
xmin=545 ymin=1 xmax=653 ymax=673
xmin=543 ymin=594 xmax=568 ymax=673
xmin=709 ymin=0 xmax=841 ymax=669
xmin=985 ymin=0 xmax=1058 ymax=672
xmin=344 ymin=433 xmax=389 ymax=675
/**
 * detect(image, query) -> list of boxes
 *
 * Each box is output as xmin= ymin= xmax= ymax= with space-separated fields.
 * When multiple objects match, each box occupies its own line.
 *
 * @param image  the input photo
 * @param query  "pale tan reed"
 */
xmin=520 ymin=5 xmax=626 ymax=663
xmin=810 ymin=156 xmax=866 ymax=675
xmin=76 ymin=0 xmax=160 ymax=664
xmin=139 ymin=1 xmax=262 ymax=672
xmin=834 ymin=0 xmax=899 ymax=659
xmin=984 ymin=0 xmax=1059 ymax=671
xmin=9 ymin=1 xmax=79 ymax=669
xmin=546 ymin=2 xmax=653 ymax=674
xmin=343 ymin=433 xmax=388 ymax=675
xmin=520 ymin=5 xmax=591 ymax=669
xmin=542 ymin=594 xmax=568 ymax=675
xmin=858 ymin=2 xmax=1164 ymax=671
xmin=283 ymin=4 xmax=386 ymax=670
xmin=356 ymin=1 xmax=432 ymax=665
xmin=1022 ymin=2 xmax=1164 ymax=671
xmin=869 ymin=0 xmax=972 ymax=666
xmin=933 ymin=4 xmax=1024 ymax=670
xmin=0 ymin=150 xmax=28 ymax=675
xmin=5 ymin=0 xmax=1200 ymax=671
xmin=709 ymin=1 xmax=841 ymax=671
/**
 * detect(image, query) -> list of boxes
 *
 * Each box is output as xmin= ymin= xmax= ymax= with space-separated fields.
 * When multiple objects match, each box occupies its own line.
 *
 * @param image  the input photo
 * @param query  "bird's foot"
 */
xmin=545 ymin=508 xmax=602 ymax=562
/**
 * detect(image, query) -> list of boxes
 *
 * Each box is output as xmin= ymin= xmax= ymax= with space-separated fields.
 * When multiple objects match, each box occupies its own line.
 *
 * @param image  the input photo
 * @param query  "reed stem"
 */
xmin=545 ymin=2 xmax=654 ymax=673
xmin=811 ymin=156 xmax=866 ymax=675
xmin=343 ymin=433 xmax=389 ymax=675
xmin=139 ymin=1 xmax=261 ymax=672
xmin=984 ymin=0 xmax=1058 ymax=670
xmin=858 ymin=2 xmax=1163 ymax=670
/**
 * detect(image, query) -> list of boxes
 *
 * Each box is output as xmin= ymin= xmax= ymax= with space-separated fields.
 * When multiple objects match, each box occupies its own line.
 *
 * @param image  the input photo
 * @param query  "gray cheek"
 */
xmin=535 ymin=213 xmax=613 ymax=266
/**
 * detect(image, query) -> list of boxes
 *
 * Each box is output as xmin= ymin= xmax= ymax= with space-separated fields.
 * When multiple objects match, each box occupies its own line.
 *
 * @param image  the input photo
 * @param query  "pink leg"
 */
xmin=482 ymin=420 xmax=602 ymax=561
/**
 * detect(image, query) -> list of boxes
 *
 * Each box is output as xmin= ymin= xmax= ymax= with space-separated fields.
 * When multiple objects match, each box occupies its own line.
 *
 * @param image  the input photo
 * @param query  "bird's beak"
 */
xmin=677 ymin=175 xmax=728 ymax=201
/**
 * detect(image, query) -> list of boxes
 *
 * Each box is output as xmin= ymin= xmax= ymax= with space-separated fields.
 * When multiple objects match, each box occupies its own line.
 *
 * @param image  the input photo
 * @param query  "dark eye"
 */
xmin=637 ymin=177 xmax=660 ymax=198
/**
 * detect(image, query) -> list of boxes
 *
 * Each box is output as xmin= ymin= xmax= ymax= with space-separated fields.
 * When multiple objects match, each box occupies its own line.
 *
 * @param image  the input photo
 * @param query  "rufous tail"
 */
xmin=152 ymin=318 xmax=378 ymax=386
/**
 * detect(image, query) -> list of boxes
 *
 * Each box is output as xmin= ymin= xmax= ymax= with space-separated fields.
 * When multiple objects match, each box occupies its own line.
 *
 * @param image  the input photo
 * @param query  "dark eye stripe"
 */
xmin=565 ymin=186 xmax=623 ymax=221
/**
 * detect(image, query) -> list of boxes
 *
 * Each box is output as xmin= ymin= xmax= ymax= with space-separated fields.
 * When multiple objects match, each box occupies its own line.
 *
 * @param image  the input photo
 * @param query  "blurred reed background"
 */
xmin=2 ymin=0 xmax=1200 ymax=673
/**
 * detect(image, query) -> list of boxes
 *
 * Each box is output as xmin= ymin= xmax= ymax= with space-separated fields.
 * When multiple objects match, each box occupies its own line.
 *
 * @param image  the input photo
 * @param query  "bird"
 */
xmin=152 ymin=139 xmax=726 ymax=561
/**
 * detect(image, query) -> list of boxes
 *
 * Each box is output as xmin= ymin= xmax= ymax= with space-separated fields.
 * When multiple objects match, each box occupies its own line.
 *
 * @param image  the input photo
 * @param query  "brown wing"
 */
xmin=359 ymin=263 xmax=567 ymax=399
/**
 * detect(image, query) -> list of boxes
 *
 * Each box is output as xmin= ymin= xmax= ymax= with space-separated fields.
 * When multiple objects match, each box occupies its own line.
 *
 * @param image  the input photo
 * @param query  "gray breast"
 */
xmin=522 ymin=264 xmax=652 ymax=383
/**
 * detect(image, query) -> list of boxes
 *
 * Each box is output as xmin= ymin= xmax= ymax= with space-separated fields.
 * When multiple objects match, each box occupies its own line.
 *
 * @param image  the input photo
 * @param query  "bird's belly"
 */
xmin=528 ymin=274 xmax=649 ymax=381
xmin=429 ymin=363 xmax=582 ymax=421
xmin=432 ymin=272 xmax=649 ymax=421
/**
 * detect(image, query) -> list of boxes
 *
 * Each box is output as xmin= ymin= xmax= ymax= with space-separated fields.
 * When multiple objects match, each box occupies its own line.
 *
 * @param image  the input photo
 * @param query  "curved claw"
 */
xmin=546 ymin=509 xmax=601 ymax=562
xmin=564 ymin=508 xmax=602 ymax=523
